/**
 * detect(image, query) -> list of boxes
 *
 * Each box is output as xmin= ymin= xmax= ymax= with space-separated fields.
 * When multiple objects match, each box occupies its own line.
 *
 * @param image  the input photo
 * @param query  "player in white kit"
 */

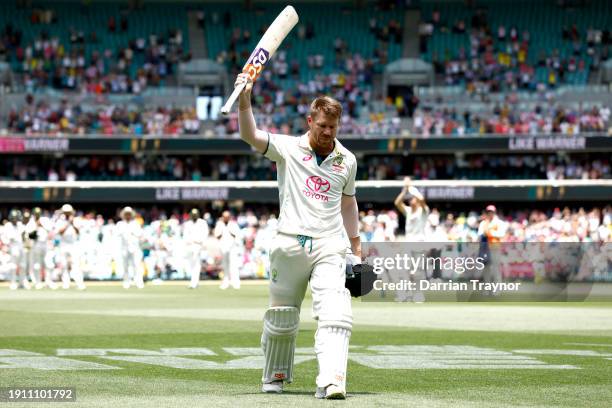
xmin=55 ymin=204 xmax=86 ymax=290
xmin=394 ymin=177 xmax=430 ymax=302
xmin=4 ymin=210 xmax=29 ymax=290
xmin=235 ymin=73 xmax=361 ymax=399
xmin=215 ymin=210 xmax=242 ymax=290
xmin=116 ymin=207 xmax=144 ymax=289
xmin=183 ymin=208 xmax=209 ymax=289
xmin=25 ymin=208 xmax=55 ymax=289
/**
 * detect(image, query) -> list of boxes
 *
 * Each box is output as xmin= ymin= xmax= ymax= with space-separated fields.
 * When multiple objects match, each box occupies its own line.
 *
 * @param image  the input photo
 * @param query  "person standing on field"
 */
xmin=215 ymin=210 xmax=242 ymax=290
xmin=183 ymin=208 xmax=209 ymax=289
xmin=234 ymin=72 xmax=361 ymax=400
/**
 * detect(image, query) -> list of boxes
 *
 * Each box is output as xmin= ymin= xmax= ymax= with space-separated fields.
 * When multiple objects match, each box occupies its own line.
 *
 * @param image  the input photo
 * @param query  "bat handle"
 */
xmin=220 ymin=82 xmax=247 ymax=115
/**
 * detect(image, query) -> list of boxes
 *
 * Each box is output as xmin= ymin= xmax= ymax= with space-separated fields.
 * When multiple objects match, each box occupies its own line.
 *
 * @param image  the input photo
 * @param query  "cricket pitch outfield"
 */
xmin=1 ymin=283 xmax=611 ymax=407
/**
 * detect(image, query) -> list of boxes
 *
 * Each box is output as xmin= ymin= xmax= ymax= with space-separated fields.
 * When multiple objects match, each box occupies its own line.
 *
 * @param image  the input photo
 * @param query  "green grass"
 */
xmin=1 ymin=284 xmax=611 ymax=407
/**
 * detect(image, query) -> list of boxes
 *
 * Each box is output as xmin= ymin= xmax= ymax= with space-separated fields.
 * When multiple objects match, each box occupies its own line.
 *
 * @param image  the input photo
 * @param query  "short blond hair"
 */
xmin=309 ymin=96 xmax=343 ymax=120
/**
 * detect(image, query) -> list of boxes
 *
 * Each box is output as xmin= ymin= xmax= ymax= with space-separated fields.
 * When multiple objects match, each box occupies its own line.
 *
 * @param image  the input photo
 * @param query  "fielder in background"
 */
xmin=55 ymin=204 xmax=86 ymax=290
xmin=394 ymin=177 xmax=429 ymax=302
xmin=215 ymin=210 xmax=242 ymax=290
xmin=26 ymin=207 xmax=56 ymax=289
xmin=478 ymin=205 xmax=507 ymax=293
xmin=116 ymin=206 xmax=145 ymax=289
xmin=235 ymin=72 xmax=361 ymax=399
xmin=3 ymin=210 xmax=28 ymax=290
xmin=183 ymin=208 xmax=209 ymax=289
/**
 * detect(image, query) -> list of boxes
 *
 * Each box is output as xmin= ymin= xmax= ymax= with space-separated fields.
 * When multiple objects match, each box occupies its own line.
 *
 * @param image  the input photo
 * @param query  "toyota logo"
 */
xmin=305 ymin=176 xmax=331 ymax=193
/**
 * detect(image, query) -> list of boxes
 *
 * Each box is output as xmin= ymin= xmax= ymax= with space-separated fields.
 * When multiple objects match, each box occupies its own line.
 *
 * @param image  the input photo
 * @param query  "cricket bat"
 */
xmin=220 ymin=5 xmax=299 ymax=115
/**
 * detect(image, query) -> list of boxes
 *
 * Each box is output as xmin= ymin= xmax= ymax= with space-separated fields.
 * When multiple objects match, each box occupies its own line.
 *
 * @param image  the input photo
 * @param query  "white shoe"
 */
xmin=123 ymin=282 xmax=131 ymax=289
xmin=219 ymin=282 xmax=229 ymax=290
xmin=315 ymin=384 xmax=346 ymax=400
xmin=62 ymin=282 xmax=70 ymax=290
xmin=22 ymin=280 xmax=32 ymax=290
xmin=413 ymin=292 xmax=425 ymax=303
xmin=136 ymin=283 xmax=144 ymax=289
xmin=35 ymin=283 xmax=44 ymax=290
xmin=77 ymin=284 xmax=87 ymax=291
xmin=262 ymin=381 xmax=283 ymax=394
xmin=9 ymin=283 xmax=18 ymax=290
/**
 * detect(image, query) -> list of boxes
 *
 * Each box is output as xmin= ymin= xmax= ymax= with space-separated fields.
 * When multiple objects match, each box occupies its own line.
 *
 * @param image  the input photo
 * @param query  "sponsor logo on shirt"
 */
xmin=303 ymin=176 xmax=331 ymax=202
xmin=302 ymin=154 xmax=313 ymax=161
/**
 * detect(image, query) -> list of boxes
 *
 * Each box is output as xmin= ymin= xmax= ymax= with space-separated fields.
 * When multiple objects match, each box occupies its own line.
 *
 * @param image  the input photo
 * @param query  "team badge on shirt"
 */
xmin=332 ymin=153 xmax=345 ymax=173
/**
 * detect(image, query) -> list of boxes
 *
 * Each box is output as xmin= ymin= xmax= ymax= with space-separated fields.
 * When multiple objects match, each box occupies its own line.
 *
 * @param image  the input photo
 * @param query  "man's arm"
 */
xmin=71 ymin=218 xmax=80 ymax=235
xmin=236 ymin=73 xmax=269 ymax=153
xmin=393 ymin=187 xmax=407 ymax=216
xmin=213 ymin=221 xmax=223 ymax=239
xmin=341 ymin=194 xmax=362 ymax=258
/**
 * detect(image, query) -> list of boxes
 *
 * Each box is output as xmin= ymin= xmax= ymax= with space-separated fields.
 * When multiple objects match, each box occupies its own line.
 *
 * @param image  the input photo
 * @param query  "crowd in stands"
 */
xmin=4 ymin=96 xmax=200 ymax=136
xmin=2 ymin=153 xmax=609 ymax=182
xmin=3 ymin=94 xmax=610 ymax=137
xmin=1 ymin=3 xmax=610 ymax=137
xmin=358 ymin=205 xmax=611 ymax=244
xmin=0 ymin=8 xmax=189 ymax=93
xmin=412 ymin=104 xmax=611 ymax=136
xmin=419 ymin=4 xmax=611 ymax=93
xmin=365 ymin=154 xmax=611 ymax=181
xmin=0 ymin=155 xmax=273 ymax=182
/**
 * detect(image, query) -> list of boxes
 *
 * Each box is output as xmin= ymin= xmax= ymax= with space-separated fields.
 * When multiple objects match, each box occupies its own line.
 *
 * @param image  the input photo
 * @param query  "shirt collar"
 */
xmin=299 ymin=132 xmax=345 ymax=159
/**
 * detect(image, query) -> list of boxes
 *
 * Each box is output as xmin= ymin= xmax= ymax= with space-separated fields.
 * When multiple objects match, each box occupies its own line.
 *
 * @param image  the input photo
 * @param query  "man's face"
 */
xmin=307 ymin=112 xmax=339 ymax=151
xmin=222 ymin=211 xmax=230 ymax=223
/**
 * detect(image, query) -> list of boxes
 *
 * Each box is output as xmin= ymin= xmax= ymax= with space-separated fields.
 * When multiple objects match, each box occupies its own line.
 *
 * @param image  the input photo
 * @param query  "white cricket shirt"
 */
xmin=264 ymin=132 xmax=357 ymax=238
xmin=183 ymin=219 xmax=209 ymax=245
xmin=116 ymin=219 xmax=143 ymax=253
xmin=403 ymin=205 xmax=429 ymax=241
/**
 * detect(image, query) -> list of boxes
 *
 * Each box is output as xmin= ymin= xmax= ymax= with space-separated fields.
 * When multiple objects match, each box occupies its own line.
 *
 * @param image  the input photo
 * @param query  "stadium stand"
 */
xmin=1 ymin=153 xmax=609 ymax=181
xmin=420 ymin=0 xmax=611 ymax=90
xmin=0 ymin=1 xmax=190 ymax=92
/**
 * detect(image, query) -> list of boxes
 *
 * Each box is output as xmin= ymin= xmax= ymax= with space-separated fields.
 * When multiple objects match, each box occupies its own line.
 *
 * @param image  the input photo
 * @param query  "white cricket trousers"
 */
xmin=119 ymin=249 xmax=144 ymax=286
xmin=185 ymin=244 xmax=201 ymax=287
xmin=267 ymin=232 xmax=352 ymax=388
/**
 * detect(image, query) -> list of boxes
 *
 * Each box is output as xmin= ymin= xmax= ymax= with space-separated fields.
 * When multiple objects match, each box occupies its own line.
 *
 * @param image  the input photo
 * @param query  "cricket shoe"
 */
xmin=315 ymin=384 xmax=346 ymax=400
xmin=261 ymin=381 xmax=283 ymax=394
xmin=9 ymin=282 xmax=18 ymax=290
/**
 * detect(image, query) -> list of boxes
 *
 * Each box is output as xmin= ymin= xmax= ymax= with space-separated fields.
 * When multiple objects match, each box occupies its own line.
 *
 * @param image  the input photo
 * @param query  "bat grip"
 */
xmin=220 ymin=82 xmax=247 ymax=115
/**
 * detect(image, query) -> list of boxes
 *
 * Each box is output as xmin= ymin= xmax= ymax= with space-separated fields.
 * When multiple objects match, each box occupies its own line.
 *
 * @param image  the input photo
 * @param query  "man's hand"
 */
xmin=236 ymin=73 xmax=254 ymax=111
xmin=403 ymin=176 xmax=411 ymax=189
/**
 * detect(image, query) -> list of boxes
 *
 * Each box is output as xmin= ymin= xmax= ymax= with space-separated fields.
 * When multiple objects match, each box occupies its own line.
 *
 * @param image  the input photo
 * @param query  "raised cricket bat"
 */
xmin=220 ymin=5 xmax=299 ymax=115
